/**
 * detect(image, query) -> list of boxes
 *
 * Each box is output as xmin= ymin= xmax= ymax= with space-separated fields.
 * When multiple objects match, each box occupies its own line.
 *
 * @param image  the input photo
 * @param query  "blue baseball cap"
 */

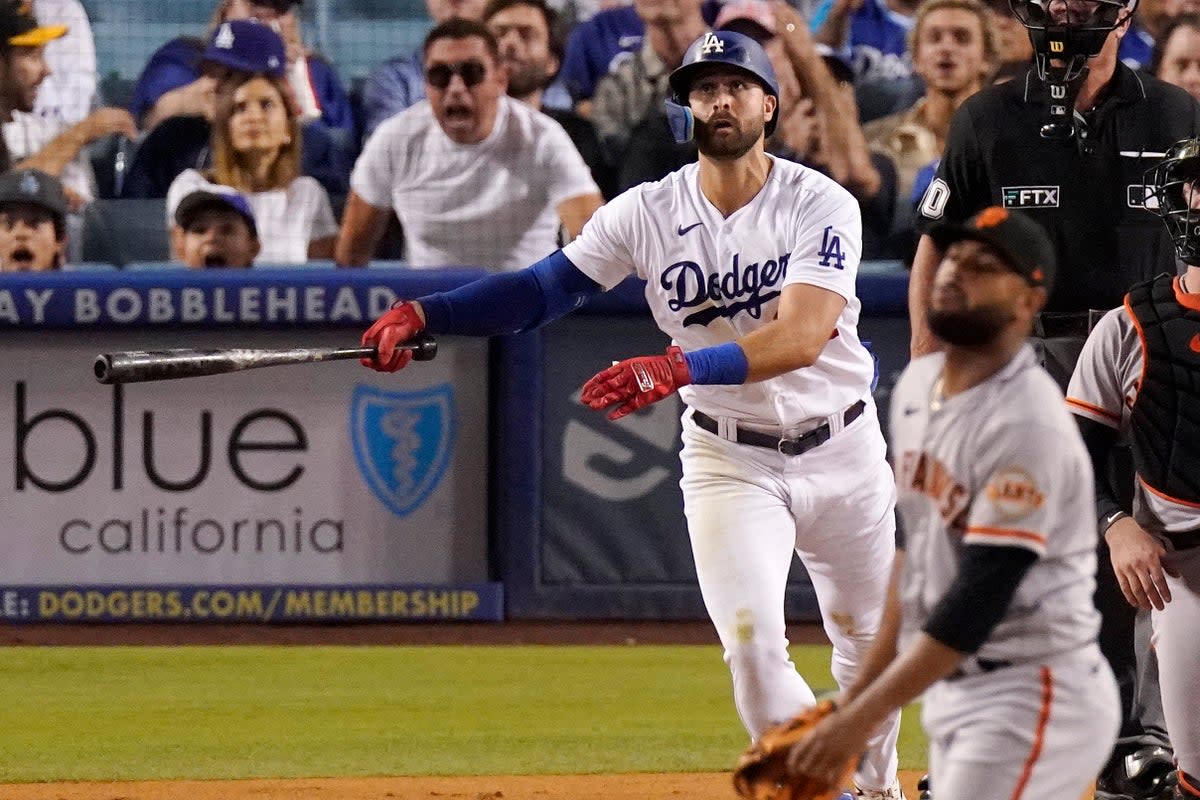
xmin=174 ymin=188 xmax=258 ymax=238
xmin=202 ymin=19 xmax=286 ymax=78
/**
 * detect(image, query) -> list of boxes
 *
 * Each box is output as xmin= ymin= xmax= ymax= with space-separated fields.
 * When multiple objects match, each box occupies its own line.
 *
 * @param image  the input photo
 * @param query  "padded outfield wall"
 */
xmin=0 ymin=266 xmax=909 ymax=623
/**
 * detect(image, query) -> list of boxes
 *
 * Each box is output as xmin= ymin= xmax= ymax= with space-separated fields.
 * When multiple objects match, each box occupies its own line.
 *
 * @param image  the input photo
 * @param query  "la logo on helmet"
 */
xmin=701 ymin=32 xmax=725 ymax=54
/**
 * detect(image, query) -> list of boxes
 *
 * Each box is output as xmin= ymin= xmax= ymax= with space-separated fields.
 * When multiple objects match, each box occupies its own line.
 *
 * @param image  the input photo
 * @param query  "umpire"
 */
xmin=907 ymin=0 xmax=1200 ymax=796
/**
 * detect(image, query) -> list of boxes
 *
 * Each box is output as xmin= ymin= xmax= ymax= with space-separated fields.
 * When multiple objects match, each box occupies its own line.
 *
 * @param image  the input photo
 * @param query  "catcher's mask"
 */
xmin=1009 ymin=0 xmax=1136 ymax=138
xmin=665 ymin=30 xmax=780 ymax=144
xmin=1145 ymin=138 xmax=1200 ymax=265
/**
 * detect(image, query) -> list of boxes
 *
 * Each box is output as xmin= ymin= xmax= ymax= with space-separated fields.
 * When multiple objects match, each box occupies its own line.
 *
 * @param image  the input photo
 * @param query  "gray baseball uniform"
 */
xmin=890 ymin=345 xmax=1120 ymax=800
xmin=1067 ymin=292 xmax=1200 ymax=780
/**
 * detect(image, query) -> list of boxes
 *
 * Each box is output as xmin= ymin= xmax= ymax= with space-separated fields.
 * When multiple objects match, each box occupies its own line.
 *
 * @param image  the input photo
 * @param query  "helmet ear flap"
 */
xmin=665 ymin=97 xmax=695 ymax=143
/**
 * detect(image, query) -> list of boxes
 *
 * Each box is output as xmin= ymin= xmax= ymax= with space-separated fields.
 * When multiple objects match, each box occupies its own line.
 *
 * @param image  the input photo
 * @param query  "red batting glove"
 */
xmin=581 ymin=346 xmax=692 ymax=420
xmin=361 ymin=301 xmax=425 ymax=372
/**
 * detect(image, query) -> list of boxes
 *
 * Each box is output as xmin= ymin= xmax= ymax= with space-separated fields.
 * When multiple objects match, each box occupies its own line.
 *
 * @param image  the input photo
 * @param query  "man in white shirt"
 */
xmin=335 ymin=18 xmax=603 ymax=270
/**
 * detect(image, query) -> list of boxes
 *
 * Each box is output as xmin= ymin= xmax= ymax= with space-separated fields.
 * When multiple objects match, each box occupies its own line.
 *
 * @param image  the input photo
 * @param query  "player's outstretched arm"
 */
xmin=581 ymin=282 xmax=851 ymax=419
xmin=359 ymin=250 xmax=604 ymax=372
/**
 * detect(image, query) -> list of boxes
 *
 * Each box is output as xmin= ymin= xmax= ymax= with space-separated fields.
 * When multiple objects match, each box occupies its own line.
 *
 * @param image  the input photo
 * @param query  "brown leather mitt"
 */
xmin=732 ymin=699 xmax=855 ymax=800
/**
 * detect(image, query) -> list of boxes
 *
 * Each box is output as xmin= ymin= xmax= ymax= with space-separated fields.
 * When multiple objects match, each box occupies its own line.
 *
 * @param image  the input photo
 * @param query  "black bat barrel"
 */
xmin=93 ymin=335 xmax=437 ymax=384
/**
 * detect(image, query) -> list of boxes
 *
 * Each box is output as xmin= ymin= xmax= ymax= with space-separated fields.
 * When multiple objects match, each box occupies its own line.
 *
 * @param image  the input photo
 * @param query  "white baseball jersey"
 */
xmin=562 ymin=156 xmax=873 ymax=428
xmin=889 ymin=346 xmax=1103 ymax=664
xmin=353 ymin=96 xmax=599 ymax=270
xmin=1066 ymin=293 xmax=1200 ymax=533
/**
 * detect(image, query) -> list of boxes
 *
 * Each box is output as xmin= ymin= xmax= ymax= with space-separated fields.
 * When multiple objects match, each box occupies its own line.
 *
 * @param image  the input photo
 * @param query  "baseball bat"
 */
xmin=93 ymin=334 xmax=437 ymax=384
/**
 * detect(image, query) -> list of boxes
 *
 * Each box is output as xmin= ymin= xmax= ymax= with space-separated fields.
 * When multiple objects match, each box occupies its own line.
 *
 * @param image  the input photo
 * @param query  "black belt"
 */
xmin=691 ymin=400 xmax=865 ymax=457
xmin=947 ymin=657 xmax=1012 ymax=681
xmin=1034 ymin=310 xmax=1107 ymax=339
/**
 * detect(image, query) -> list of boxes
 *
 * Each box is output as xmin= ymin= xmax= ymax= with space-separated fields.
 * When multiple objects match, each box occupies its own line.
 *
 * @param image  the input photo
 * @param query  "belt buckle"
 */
xmin=777 ymin=437 xmax=797 ymax=456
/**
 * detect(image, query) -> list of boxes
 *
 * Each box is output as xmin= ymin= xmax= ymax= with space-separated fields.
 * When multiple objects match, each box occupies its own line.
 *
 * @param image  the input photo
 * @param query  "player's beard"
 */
xmin=926 ymin=302 xmax=1016 ymax=347
xmin=695 ymin=116 xmax=763 ymax=161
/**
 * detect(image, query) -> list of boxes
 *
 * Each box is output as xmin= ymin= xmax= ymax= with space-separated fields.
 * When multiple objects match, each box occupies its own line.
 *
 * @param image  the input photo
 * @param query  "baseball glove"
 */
xmin=732 ymin=699 xmax=854 ymax=800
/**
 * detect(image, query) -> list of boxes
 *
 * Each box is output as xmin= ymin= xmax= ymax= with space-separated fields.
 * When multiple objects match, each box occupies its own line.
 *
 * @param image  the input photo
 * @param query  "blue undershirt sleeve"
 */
xmin=417 ymin=250 xmax=604 ymax=337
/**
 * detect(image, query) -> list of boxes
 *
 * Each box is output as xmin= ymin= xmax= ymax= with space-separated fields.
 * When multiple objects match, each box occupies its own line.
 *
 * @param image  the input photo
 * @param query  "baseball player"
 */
xmin=785 ymin=206 xmax=1120 ymax=800
xmin=1066 ymin=138 xmax=1200 ymax=800
xmin=359 ymin=29 xmax=904 ymax=800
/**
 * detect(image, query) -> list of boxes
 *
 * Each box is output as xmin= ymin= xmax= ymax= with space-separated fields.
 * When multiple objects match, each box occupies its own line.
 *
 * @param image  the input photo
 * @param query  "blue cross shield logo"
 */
xmin=350 ymin=383 xmax=456 ymax=517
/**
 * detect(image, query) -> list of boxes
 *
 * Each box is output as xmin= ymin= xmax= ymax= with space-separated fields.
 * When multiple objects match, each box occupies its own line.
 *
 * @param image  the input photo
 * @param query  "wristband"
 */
xmin=1100 ymin=510 xmax=1129 ymax=534
xmin=683 ymin=342 xmax=749 ymax=385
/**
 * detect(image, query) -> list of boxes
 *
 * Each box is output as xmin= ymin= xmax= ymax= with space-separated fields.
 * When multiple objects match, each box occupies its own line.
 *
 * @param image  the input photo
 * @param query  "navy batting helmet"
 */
xmin=665 ymin=30 xmax=780 ymax=144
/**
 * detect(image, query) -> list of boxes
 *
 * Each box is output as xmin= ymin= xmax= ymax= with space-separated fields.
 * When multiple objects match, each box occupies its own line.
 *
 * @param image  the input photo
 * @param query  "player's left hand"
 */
xmin=581 ymin=346 xmax=691 ymax=420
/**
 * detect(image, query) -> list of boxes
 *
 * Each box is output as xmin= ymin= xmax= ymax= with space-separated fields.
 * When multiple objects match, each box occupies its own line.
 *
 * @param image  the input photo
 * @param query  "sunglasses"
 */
xmin=425 ymin=60 xmax=488 ymax=89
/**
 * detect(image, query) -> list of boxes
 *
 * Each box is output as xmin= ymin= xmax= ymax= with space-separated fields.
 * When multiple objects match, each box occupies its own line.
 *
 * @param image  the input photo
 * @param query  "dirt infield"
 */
xmin=3 ymin=770 xmax=927 ymax=800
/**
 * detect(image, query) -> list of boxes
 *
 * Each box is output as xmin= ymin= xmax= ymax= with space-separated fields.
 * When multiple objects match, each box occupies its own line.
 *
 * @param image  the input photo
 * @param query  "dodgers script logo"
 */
xmin=351 ymin=384 xmax=456 ymax=517
xmin=662 ymin=251 xmax=791 ymax=327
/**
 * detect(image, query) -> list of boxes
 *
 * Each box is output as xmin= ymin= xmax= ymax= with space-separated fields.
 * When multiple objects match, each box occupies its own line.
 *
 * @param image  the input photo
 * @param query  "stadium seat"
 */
xmin=81 ymin=198 xmax=170 ymax=266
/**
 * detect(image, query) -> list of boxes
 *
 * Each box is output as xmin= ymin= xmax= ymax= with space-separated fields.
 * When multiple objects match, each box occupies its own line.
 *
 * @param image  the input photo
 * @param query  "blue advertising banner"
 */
xmin=0 ymin=268 xmax=487 ymax=329
xmin=0 ymin=583 xmax=503 ymax=623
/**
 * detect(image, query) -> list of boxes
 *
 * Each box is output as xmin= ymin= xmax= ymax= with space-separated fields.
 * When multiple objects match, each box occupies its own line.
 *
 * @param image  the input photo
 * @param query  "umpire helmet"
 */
xmin=1145 ymin=138 xmax=1200 ymax=265
xmin=665 ymin=30 xmax=780 ymax=144
xmin=1010 ymin=0 xmax=1137 ymax=67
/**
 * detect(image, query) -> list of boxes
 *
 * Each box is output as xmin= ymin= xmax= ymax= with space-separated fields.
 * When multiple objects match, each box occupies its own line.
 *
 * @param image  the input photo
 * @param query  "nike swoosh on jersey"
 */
xmin=1190 ymin=333 xmax=1200 ymax=353
xmin=677 ymin=222 xmax=703 ymax=236
xmin=903 ymin=406 xmax=920 ymax=416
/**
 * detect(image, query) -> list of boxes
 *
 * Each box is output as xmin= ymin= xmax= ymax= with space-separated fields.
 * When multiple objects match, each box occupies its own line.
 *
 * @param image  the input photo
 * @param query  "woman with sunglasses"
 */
xmin=166 ymin=70 xmax=338 ymax=264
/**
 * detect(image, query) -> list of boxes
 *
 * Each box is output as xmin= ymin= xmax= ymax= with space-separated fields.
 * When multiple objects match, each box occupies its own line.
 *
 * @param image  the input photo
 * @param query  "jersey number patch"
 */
xmin=920 ymin=178 xmax=950 ymax=220
xmin=817 ymin=226 xmax=846 ymax=269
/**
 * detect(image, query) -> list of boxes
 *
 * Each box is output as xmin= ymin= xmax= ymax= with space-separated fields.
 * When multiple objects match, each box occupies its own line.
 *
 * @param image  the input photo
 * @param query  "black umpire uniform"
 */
xmin=915 ymin=59 xmax=1200 ymax=800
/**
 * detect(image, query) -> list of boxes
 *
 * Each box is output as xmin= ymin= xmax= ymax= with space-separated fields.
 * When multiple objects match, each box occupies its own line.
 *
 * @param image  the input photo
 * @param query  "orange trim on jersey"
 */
xmin=1137 ymin=476 xmax=1200 ymax=509
xmin=1008 ymin=666 xmax=1053 ymax=800
xmin=1174 ymin=276 xmax=1200 ymax=312
xmin=1178 ymin=770 xmax=1200 ymax=799
xmin=966 ymin=526 xmax=1047 ymax=546
xmin=1122 ymin=297 xmax=1150 ymax=409
xmin=1065 ymin=396 xmax=1121 ymax=424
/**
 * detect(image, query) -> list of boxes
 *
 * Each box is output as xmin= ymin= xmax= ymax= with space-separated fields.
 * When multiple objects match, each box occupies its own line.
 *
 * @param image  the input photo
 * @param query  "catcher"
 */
xmin=736 ymin=207 xmax=1121 ymax=800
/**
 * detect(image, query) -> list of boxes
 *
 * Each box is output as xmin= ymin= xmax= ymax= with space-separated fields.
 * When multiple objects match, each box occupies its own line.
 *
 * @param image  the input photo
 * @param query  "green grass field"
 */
xmin=0 ymin=644 xmax=926 ymax=783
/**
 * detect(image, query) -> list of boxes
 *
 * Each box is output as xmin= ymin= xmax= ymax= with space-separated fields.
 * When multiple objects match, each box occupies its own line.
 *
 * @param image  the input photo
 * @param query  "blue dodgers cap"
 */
xmin=174 ymin=188 xmax=258 ymax=238
xmin=202 ymin=19 xmax=286 ymax=78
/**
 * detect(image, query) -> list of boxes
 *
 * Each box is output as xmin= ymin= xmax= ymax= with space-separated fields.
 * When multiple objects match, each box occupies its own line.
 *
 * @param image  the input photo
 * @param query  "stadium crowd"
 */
xmin=0 ymin=0 xmax=1194 ymax=273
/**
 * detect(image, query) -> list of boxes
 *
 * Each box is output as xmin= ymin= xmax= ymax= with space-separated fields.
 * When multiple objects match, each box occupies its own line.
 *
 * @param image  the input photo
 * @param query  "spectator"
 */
xmin=166 ymin=69 xmax=338 ymax=264
xmin=122 ymin=20 xmax=350 ymax=198
xmin=131 ymin=0 xmax=352 ymax=140
xmin=30 ymin=0 xmax=95 ymax=125
xmin=813 ymin=0 xmax=920 ymax=111
xmin=1151 ymin=14 xmax=1200 ymax=101
xmin=0 ymin=168 xmax=68 ymax=271
xmin=170 ymin=187 xmax=260 ymax=269
xmin=559 ymin=2 xmax=644 ymax=113
xmin=863 ymin=0 xmax=995 ymax=206
xmin=361 ymin=0 xmax=488 ymax=138
xmin=0 ymin=1 xmax=63 ymax=172
xmin=485 ymin=0 xmax=614 ymax=197
xmin=336 ymin=19 xmax=602 ymax=269
xmin=981 ymin=0 xmax=1032 ymax=80
xmin=590 ymin=0 xmax=708 ymax=171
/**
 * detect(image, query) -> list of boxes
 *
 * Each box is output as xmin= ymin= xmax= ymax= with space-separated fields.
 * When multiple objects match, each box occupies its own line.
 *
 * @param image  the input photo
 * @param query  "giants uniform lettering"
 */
xmin=897 ymin=450 xmax=970 ymax=529
xmin=662 ymin=252 xmax=791 ymax=327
